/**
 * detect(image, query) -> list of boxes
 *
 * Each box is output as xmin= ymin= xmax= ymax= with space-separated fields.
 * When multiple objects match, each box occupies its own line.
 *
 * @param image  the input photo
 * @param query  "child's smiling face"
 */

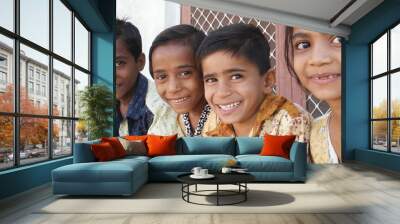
xmin=115 ymin=38 xmax=144 ymax=101
xmin=202 ymin=51 xmax=272 ymax=126
xmin=151 ymin=43 xmax=204 ymax=114
xmin=292 ymin=28 xmax=342 ymax=102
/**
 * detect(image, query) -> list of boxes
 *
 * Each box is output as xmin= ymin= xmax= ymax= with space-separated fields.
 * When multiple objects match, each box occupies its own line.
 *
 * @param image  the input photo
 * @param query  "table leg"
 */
xmin=217 ymin=184 xmax=219 ymax=206
xmin=245 ymin=183 xmax=247 ymax=201
xmin=195 ymin=184 xmax=197 ymax=192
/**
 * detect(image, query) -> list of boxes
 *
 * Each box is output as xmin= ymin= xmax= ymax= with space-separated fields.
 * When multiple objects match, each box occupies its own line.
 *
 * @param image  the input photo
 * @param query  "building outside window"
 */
xmin=0 ymin=54 xmax=7 ymax=90
xmin=0 ymin=0 xmax=91 ymax=170
xmin=28 ymin=81 xmax=34 ymax=94
xmin=28 ymin=66 xmax=34 ymax=80
xmin=0 ymin=71 xmax=6 ymax=85
xmin=35 ymin=70 xmax=40 ymax=81
xmin=41 ymin=85 xmax=46 ymax=97
xmin=371 ymin=22 xmax=400 ymax=154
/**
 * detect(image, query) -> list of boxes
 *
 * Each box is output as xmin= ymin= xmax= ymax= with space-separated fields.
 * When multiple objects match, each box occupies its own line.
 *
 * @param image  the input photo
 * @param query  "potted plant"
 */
xmin=79 ymin=84 xmax=114 ymax=140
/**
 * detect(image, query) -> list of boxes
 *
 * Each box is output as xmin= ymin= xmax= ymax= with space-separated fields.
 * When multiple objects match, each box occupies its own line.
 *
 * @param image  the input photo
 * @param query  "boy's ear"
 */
xmin=262 ymin=68 xmax=276 ymax=94
xmin=137 ymin=53 xmax=146 ymax=71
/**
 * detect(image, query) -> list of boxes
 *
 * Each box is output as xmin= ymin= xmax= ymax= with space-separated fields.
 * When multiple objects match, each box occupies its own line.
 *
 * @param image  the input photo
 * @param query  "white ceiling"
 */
xmin=167 ymin=0 xmax=384 ymax=37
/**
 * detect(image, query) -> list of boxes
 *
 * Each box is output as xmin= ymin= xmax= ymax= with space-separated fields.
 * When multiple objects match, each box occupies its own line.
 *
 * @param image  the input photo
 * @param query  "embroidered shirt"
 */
xmin=310 ymin=111 xmax=339 ymax=164
xmin=116 ymin=73 xmax=154 ymax=136
xmin=177 ymin=109 xmax=219 ymax=137
xmin=206 ymin=94 xmax=311 ymax=143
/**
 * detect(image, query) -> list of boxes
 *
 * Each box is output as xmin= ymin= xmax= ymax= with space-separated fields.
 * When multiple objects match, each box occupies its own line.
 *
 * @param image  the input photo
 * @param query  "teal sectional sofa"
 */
xmin=52 ymin=137 xmax=307 ymax=196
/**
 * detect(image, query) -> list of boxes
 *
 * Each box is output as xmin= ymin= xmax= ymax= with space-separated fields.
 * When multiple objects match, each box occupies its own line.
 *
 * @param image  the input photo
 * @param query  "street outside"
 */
xmin=0 ymin=146 xmax=71 ymax=170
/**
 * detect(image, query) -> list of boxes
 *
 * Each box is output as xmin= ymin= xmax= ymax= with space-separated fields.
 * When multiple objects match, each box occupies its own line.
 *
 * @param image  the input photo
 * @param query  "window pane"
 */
xmin=75 ymin=120 xmax=88 ymax=143
xmin=53 ymin=119 xmax=72 ymax=158
xmin=53 ymin=0 xmax=72 ymax=60
xmin=20 ymin=0 xmax=49 ymax=49
xmin=74 ymin=18 xmax=89 ymax=70
xmin=391 ymin=24 xmax=400 ymax=70
xmin=74 ymin=69 xmax=89 ymax=118
xmin=0 ymin=35 xmax=14 ymax=112
xmin=0 ymin=0 xmax=14 ymax=31
xmin=0 ymin=116 xmax=13 ymax=170
xmin=20 ymin=117 xmax=49 ymax=165
xmin=372 ymin=33 xmax=387 ymax=76
xmin=391 ymin=120 xmax=400 ymax=153
xmin=372 ymin=77 xmax=387 ymax=119
xmin=372 ymin=121 xmax=388 ymax=151
xmin=53 ymin=59 xmax=72 ymax=117
xmin=20 ymin=44 xmax=49 ymax=115
xmin=391 ymin=72 xmax=400 ymax=118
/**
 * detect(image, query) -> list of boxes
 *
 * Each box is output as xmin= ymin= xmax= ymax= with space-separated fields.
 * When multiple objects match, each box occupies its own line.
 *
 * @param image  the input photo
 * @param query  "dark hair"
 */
xmin=116 ymin=18 xmax=142 ymax=60
xmin=197 ymin=23 xmax=271 ymax=75
xmin=149 ymin=24 xmax=206 ymax=77
xmin=284 ymin=26 xmax=299 ymax=82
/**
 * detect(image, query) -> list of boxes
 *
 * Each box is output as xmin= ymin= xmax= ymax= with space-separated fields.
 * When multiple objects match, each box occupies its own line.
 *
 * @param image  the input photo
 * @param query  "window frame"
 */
xmin=0 ymin=0 xmax=92 ymax=171
xmin=370 ymin=20 xmax=400 ymax=154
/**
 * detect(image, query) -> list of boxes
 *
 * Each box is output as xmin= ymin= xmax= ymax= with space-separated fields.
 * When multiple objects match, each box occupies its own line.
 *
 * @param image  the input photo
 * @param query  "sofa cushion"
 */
xmin=148 ymin=154 xmax=235 ymax=172
xmin=101 ymin=137 xmax=127 ymax=158
xmin=236 ymin=155 xmax=293 ymax=172
xmin=177 ymin=137 xmax=235 ymax=155
xmin=74 ymin=140 xmax=100 ymax=163
xmin=91 ymin=142 xmax=118 ymax=161
xmin=118 ymin=138 xmax=147 ymax=156
xmin=147 ymin=134 xmax=177 ymax=157
xmin=124 ymin=135 xmax=148 ymax=142
xmin=236 ymin=137 xmax=263 ymax=155
xmin=52 ymin=160 xmax=146 ymax=183
xmin=260 ymin=134 xmax=296 ymax=159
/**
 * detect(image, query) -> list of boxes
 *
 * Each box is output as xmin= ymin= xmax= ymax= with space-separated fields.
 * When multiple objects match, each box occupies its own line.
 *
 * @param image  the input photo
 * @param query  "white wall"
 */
xmin=117 ymin=0 xmax=181 ymax=79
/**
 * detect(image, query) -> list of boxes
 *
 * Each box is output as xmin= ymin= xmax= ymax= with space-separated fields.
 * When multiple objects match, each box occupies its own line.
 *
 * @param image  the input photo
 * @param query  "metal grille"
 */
xmin=189 ymin=7 xmax=330 ymax=118
xmin=191 ymin=7 xmax=276 ymax=67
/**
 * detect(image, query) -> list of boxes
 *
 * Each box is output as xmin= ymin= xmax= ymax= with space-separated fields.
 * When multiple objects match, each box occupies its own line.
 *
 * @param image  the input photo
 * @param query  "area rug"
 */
xmin=37 ymin=183 xmax=361 ymax=214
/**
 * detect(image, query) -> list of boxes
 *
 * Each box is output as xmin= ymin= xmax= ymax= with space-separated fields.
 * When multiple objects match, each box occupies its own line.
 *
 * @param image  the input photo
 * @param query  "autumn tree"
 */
xmin=0 ymin=84 xmax=59 ymax=151
xmin=372 ymin=99 xmax=400 ymax=142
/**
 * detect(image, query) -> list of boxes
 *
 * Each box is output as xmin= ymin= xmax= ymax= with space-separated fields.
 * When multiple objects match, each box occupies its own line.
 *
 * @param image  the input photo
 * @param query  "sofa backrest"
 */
xmin=235 ymin=137 xmax=263 ymax=155
xmin=176 ymin=137 xmax=236 ymax=155
xmin=73 ymin=139 xmax=100 ymax=163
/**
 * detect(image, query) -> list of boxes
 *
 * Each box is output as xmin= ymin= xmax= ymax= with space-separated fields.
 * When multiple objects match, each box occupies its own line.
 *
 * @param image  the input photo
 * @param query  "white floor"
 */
xmin=1 ymin=162 xmax=400 ymax=224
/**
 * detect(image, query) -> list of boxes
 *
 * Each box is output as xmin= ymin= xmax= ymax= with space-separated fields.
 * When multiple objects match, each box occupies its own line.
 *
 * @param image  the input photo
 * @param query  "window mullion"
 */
xmin=71 ymin=11 xmax=76 ymax=155
xmin=387 ymin=29 xmax=391 ymax=152
xmin=13 ymin=0 xmax=20 ymax=167
xmin=49 ymin=0 xmax=53 ymax=160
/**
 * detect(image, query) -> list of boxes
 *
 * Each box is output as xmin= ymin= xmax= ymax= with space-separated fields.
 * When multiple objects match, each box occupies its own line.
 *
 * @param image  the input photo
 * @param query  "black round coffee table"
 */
xmin=177 ymin=173 xmax=255 ymax=206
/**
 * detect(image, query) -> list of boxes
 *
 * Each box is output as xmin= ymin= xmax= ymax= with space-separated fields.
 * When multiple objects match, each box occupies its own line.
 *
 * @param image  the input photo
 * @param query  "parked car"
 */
xmin=7 ymin=150 xmax=32 ymax=160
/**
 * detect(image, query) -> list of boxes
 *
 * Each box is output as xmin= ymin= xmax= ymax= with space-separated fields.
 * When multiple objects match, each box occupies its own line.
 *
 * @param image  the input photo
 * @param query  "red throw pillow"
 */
xmin=91 ymin=142 xmax=117 ymax=161
xmin=146 ymin=134 xmax=177 ymax=157
xmin=101 ymin=137 xmax=126 ymax=158
xmin=260 ymin=134 xmax=296 ymax=159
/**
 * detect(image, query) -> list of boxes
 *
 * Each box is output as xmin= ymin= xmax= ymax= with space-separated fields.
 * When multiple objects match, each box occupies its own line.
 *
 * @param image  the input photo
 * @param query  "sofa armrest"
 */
xmin=289 ymin=142 xmax=307 ymax=181
xmin=73 ymin=140 xmax=100 ymax=163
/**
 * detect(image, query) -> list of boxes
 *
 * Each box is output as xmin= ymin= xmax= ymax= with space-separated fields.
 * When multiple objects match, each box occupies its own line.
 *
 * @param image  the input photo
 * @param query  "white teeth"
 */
xmin=314 ymin=74 xmax=339 ymax=80
xmin=218 ymin=102 xmax=240 ymax=111
xmin=172 ymin=97 xmax=188 ymax=103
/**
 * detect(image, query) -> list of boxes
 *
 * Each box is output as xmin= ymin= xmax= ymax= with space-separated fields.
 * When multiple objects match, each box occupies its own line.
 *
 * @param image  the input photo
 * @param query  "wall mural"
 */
xmin=115 ymin=8 xmax=342 ymax=164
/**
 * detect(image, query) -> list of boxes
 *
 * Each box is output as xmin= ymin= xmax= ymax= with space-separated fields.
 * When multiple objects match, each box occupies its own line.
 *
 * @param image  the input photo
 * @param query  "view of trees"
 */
xmin=0 ymin=85 xmax=59 ymax=151
xmin=372 ymin=99 xmax=400 ymax=145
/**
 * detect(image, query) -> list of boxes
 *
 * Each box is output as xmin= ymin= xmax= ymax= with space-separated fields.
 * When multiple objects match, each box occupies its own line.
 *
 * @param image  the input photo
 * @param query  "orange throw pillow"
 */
xmin=101 ymin=137 xmax=126 ymax=158
xmin=91 ymin=142 xmax=117 ymax=161
xmin=146 ymin=134 xmax=177 ymax=157
xmin=124 ymin=135 xmax=148 ymax=142
xmin=260 ymin=134 xmax=296 ymax=159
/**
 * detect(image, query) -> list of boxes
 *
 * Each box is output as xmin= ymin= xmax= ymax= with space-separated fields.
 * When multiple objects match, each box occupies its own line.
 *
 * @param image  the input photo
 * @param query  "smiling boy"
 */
xmin=197 ymin=23 xmax=310 ymax=141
